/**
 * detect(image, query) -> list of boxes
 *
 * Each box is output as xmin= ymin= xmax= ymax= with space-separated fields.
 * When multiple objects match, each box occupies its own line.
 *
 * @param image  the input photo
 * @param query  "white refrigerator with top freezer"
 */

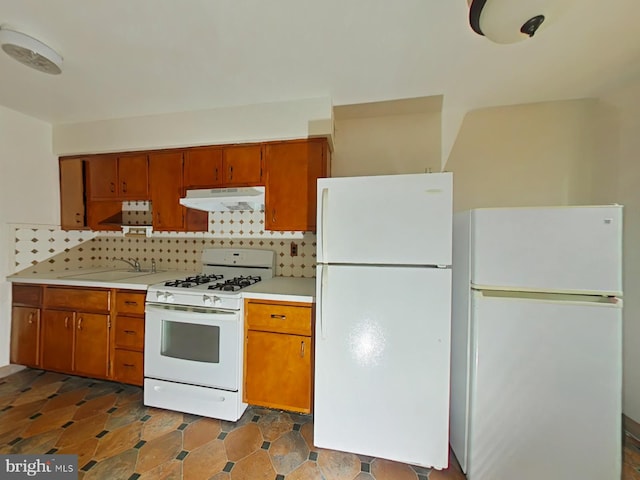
xmin=450 ymin=206 xmax=623 ymax=480
xmin=314 ymin=172 xmax=453 ymax=469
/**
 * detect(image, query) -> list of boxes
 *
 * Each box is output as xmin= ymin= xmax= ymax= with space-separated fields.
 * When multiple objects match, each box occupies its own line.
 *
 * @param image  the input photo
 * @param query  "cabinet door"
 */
xmin=118 ymin=154 xmax=149 ymax=199
xmin=10 ymin=307 xmax=40 ymax=367
xmin=149 ymin=151 xmax=185 ymax=231
xmin=41 ymin=310 xmax=74 ymax=373
xmin=112 ymin=349 xmax=144 ymax=386
xmin=184 ymin=147 xmax=223 ymax=189
xmin=74 ymin=312 xmax=110 ymax=378
xmin=244 ymin=330 xmax=312 ymax=413
xmin=86 ymin=200 xmax=122 ymax=231
xmin=59 ymin=158 xmax=87 ymax=230
xmin=88 ymin=155 xmax=118 ymax=200
xmin=265 ymin=140 xmax=326 ymax=231
xmin=223 ymin=145 xmax=263 ymax=187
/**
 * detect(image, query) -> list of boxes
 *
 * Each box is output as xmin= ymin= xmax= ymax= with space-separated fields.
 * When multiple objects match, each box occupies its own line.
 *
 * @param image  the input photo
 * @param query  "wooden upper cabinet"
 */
xmin=149 ymin=151 xmax=186 ymax=231
xmin=223 ymin=145 xmax=264 ymax=187
xmin=264 ymin=138 xmax=330 ymax=232
xmin=88 ymin=155 xmax=118 ymax=200
xmin=59 ymin=158 xmax=87 ymax=230
xmin=118 ymin=154 xmax=149 ymax=199
xmin=87 ymin=154 xmax=148 ymax=201
xmin=184 ymin=147 xmax=224 ymax=189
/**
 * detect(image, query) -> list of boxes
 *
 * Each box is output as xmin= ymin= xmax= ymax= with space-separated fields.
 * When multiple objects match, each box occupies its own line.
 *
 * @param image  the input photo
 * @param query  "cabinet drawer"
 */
xmin=44 ymin=287 xmax=110 ymax=312
xmin=115 ymin=316 xmax=144 ymax=350
xmin=112 ymin=349 xmax=144 ymax=386
xmin=12 ymin=284 xmax=43 ymax=306
xmin=245 ymin=301 xmax=313 ymax=336
xmin=116 ymin=291 xmax=146 ymax=316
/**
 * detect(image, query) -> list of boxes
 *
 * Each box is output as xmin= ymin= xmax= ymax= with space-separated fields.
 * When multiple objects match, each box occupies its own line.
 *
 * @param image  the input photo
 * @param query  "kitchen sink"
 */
xmin=60 ymin=270 xmax=155 ymax=282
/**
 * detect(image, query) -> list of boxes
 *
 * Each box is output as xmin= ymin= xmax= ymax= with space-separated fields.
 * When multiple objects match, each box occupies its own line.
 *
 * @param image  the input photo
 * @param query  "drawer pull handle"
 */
xmin=28 ymin=312 xmax=34 ymax=324
xmin=77 ymin=317 xmax=83 ymax=330
xmin=123 ymin=363 xmax=135 ymax=368
xmin=270 ymin=314 xmax=286 ymax=320
xmin=300 ymin=341 xmax=305 ymax=358
xmin=64 ymin=316 xmax=70 ymax=328
xmin=124 ymin=301 xmax=138 ymax=306
xmin=124 ymin=330 xmax=136 ymax=335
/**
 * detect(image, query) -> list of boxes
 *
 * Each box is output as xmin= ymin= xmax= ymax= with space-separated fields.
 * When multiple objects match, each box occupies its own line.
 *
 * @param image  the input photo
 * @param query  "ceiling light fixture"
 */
xmin=467 ymin=0 xmax=548 ymax=44
xmin=0 ymin=27 xmax=62 ymax=74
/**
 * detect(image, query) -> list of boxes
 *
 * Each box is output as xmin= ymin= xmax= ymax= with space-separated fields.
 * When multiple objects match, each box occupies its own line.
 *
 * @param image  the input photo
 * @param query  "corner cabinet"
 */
xmin=10 ymin=284 xmax=43 ymax=368
xmin=243 ymin=299 xmax=314 ymax=413
xmin=264 ymin=138 xmax=330 ymax=231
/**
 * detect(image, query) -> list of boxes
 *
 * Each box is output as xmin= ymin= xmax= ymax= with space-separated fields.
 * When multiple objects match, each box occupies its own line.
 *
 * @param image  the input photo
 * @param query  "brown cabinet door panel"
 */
xmin=245 ymin=301 xmax=312 ymax=336
xmin=112 ymin=349 xmax=144 ymax=386
xmin=264 ymin=140 xmax=326 ymax=231
xmin=223 ymin=145 xmax=263 ymax=186
xmin=10 ymin=307 xmax=40 ymax=367
xmin=118 ymin=154 xmax=149 ymax=199
xmin=41 ymin=310 xmax=74 ymax=373
xmin=184 ymin=147 xmax=223 ymax=189
xmin=244 ymin=330 xmax=312 ymax=413
xmin=149 ymin=151 xmax=185 ymax=231
xmin=88 ymin=155 xmax=118 ymax=200
xmin=60 ymin=158 xmax=87 ymax=230
xmin=74 ymin=313 xmax=110 ymax=378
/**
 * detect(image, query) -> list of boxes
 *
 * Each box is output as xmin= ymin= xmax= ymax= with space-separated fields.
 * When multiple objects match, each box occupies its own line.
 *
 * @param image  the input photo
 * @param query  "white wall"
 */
xmin=0 ymin=105 xmax=57 ymax=365
xmin=444 ymin=99 xmax=600 ymax=212
xmin=597 ymin=77 xmax=640 ymax=423
xmin=53 ymin=97 xmax=333 ymax=155
xmin=332 ymin=112 xmax=441 ymax=177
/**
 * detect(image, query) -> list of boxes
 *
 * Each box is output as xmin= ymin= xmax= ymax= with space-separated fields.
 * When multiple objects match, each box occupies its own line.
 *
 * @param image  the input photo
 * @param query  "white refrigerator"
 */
xmin=450 ymin=206 xmax=623 ymax=480
xmin=314 ymin=172 xmax=453 ymax=469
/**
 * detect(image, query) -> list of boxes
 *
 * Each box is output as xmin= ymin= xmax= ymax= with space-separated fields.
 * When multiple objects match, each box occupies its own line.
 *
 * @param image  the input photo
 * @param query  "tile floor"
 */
xmin=2 ymin=369 xmax=639 ymax=480
xmin=0 ymin=369 xmax=465 ymax=480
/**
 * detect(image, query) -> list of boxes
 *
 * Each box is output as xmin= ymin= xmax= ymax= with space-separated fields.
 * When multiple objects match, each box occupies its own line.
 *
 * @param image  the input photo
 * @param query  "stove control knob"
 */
xmin=213 ymin=296 xmax=222 ymax=306
xmin=156 ymin=291 xmax=166 ymax=302
xmin=165 ymin=293 xmax=175 ymax=303
xmin=202 ymin=295 xmax=213 ymax=306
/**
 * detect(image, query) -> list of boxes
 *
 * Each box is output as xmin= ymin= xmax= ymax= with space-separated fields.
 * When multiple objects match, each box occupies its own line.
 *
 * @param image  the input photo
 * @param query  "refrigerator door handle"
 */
xmin=320 ymin=187 xmax=328 ymax=261
xmin=318 ymin=264 xmax=327 ymax=340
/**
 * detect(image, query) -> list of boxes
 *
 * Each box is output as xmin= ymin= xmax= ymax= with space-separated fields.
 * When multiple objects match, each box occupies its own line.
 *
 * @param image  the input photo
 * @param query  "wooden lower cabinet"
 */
xmin=41 ymin=309 xmax=110 ymax=378
xmin=10 ymin=306 xmax=40 ymax=367
xmin=10 ymin=285 xmax=43 ymax=368
xmin=243 ymin=299 xmax=314 ymax=413
xmin=112 ymin=290 xmax=146 ymax=386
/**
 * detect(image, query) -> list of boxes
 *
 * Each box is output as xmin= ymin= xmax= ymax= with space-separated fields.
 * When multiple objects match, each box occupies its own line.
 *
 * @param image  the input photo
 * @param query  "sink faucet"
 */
xmin=114 ymin=257 xmax=141 ymax=272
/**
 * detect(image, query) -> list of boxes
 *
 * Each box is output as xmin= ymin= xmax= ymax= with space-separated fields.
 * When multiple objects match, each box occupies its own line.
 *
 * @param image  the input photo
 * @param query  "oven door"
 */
xmin=144 ymin=303 xmax=240 ymax=391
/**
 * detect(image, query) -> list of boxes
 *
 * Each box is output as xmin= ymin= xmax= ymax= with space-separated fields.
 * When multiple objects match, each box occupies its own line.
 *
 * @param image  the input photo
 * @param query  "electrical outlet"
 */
xmin=290 ymin=242 xmax=298 ymax=256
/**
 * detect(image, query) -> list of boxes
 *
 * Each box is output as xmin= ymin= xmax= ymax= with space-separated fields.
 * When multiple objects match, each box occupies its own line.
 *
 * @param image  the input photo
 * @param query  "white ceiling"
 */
xmin=0 ymin=0 xmax=639 ymax=125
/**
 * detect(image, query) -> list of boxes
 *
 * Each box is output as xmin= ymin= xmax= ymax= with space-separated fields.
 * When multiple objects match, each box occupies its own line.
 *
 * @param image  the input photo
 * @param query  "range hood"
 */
xmin=179 ymin=186 xmax=265 ymax=212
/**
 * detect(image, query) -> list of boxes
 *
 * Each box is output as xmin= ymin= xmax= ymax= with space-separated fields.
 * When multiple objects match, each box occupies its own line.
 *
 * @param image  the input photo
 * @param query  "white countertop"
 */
xmin=7 ymin=267 xmax=199 ymax=291
xmin=7 ymin=268 xmax=316 ymax=302
xmin=243 ymin=276 xmax=315 ymax=303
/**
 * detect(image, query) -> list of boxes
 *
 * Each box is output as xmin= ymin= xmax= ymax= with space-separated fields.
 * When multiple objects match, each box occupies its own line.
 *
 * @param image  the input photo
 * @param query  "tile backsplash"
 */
xmin=11 ymin=210 xmax=317 ymax=278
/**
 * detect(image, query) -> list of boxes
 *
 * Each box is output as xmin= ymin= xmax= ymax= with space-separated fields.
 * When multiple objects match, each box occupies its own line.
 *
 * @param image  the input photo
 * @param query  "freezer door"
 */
xmin=317 ymin=173 xmax=452 ymax=265
xmin=466 ymin=291 xmax=621 ymax=480
xmin=469 ymin=206 xmax=622 ymax=295
xmin=314 ymin=264 xmax=452 ymax=468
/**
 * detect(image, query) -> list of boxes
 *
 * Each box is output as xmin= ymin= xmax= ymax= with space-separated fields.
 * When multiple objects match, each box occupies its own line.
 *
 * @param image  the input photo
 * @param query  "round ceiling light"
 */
xmin=0 ymin=28 xmax=62 ymax=74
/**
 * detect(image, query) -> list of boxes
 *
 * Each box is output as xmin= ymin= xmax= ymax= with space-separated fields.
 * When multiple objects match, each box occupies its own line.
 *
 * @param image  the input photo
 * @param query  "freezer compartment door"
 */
xmin=314 ymin=264 xmax=452 ymax=468
xmin=317 ymin=173 xmax=452 ymax=265
xmin=466 ymin=291 xmax=622 ymax=480
xmin=470 ymin=206 xmax=622 ymax=295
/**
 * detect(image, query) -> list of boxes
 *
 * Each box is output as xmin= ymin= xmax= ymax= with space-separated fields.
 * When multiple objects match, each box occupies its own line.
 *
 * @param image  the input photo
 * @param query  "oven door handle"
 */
xmin=145 ymin=303 xmax=238 ymax=324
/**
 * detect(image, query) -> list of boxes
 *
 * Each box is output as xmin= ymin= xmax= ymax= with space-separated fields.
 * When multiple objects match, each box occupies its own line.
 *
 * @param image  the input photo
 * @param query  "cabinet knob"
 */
xmin=300 ymin=340 xmax=305 ymax=358
xmin=124 ymin=301 xmax=138 ymax=306
xmin=272 ymin=209 xmax=276 ymax=223
xmin=28 ymin=312 xmax=34 ymax=324
xmin=124 ymin=330 xmax=136 ymax=335
xmin=64 ymin=316 xmax=70 ymax=328
xmin=270 ymin=314 xmax=286 ymax=320
xmin=77 ymin=317 xmax=83 ymax=330
xmin=110 ymin=182 xmax=116 ymax=193
xmin=122 ymin=181 xmax=127 ymax=193
xmin=123 ymin=363 xmax=135 ymax=368
xmin=229 ymin=165 xmax=233 ymax=181
xmin=215 ymin=167 xmax=219 ymax=181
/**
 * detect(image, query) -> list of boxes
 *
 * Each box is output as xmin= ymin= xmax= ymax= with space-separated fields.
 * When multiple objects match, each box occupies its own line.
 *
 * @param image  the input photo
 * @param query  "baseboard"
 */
xmin=0 ymin=364 xmax=26 ymax=379
xmin=624 ymin=414 xmax=640 ymax=440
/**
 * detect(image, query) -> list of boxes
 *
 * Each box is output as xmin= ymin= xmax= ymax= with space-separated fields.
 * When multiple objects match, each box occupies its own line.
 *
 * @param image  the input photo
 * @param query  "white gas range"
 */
xmin=144 ymin=248 xmax=274 ymax=421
